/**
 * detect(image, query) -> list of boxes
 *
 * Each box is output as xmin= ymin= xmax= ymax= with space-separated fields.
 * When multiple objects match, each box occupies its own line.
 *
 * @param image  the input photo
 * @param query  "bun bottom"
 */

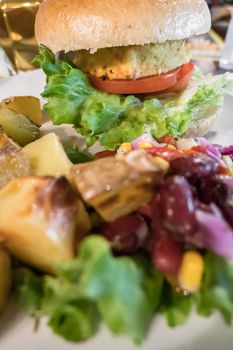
xmin=184 ymin=108 xmax=220 ymax=138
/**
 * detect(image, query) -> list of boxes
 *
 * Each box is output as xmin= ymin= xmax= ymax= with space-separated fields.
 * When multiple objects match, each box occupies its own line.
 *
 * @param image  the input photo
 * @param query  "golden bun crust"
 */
xmin=35 ymin=0 xmax=211 ymax=53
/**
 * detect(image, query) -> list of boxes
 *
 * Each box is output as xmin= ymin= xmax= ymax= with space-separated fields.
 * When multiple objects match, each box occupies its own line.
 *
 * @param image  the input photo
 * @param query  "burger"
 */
xmin=34 ymin=0 xmax=233 ymax=150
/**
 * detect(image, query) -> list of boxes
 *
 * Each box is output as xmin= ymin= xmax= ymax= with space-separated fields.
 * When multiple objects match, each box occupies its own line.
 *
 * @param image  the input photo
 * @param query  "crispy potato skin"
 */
xmin=0 ymin=176 xmax=88 ymax=273
xmin=0 ymin=131 xmax=30 ymax=189
xmin=71 ymin=150 xmax=168 ymax=221
xmin=0 ymin=248 xmax=11 ymax=314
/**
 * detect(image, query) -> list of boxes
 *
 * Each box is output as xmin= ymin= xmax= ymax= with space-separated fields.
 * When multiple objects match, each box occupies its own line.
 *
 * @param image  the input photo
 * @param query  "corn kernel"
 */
xmin=179 ymin=251 xmax=204 ymax=293
xmin=153 ymin=156 xmax=169 ymax=172
xmin=167 ymin=145 xmax=176 ymax=150
xmin=138 ymin=141 xmax=153 ymax=149
xmin=118 ymin=143 xmax=132 ymax=154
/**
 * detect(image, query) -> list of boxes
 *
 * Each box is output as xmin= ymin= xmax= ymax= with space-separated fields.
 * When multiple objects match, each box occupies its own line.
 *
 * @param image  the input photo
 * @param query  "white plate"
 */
xmin=0 ymin=70 xmax=233 ymax=350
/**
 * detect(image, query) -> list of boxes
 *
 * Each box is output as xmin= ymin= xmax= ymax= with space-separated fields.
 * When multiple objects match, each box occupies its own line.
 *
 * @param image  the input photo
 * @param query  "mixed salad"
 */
xmin=1 ymin=98 xmax=233 ymax=344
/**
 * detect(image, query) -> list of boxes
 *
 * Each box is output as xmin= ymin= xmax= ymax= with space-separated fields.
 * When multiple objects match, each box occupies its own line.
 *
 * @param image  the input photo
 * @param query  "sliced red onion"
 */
xmin=196 ymin=204 xmax=233 ymax=262
xmin=131 ymin=133 xmax=161 ymax=150
xmin=195 ymin=137 xmax=211 ymax=147
xmin=195 ymin=137 xmax=222 ymax=162
xmin=220 ymin=146 xmax=233 ymax=156
xmin=205 ymin=147 xmax=222 ymax=163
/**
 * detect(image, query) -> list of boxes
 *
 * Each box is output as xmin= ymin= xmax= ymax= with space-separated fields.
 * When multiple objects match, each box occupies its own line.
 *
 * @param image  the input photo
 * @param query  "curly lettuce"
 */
xmin=13 ymin=236 xmax=233 ymax=344
xmin=34 ymin=47 xmax=233 ymax=149
xmin=14 ymin=236 xmax=163 ymax=344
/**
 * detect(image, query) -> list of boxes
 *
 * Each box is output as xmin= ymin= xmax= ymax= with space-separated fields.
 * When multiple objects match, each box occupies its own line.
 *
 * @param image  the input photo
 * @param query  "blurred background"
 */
xmin=0 ymin=0 xmax=232 ymax=76
xmin=0 ymin=0 xmax=41 ymax=75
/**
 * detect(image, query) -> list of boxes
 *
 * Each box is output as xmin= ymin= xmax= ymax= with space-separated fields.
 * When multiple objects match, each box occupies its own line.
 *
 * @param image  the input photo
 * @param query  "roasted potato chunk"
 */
xmin=0 ymin=107 xmax=40 ymax=146
xmin=0 ymin=248 xmax=11 ymax=314
xmin=0 ymin=176 xmax=85 ymax=273
xmin=22 ymin=133 xmax=72 ymax=177
xmin=0 ymin=131 xmax=30 ymax=189
xmin=71 ymin=150 xmax=168 ymax=221
xmin=1 ymin=96 xmax=43 ymax=125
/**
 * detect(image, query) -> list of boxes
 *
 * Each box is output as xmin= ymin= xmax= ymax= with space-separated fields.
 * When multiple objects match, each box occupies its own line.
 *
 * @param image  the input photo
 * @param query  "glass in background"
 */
xmin=0 ymin=0 xmax=41 ymax=73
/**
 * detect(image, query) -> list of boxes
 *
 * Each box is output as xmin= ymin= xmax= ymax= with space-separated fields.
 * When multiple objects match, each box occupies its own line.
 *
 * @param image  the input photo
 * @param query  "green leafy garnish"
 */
xmin=48 ymin=301 xmax=99 ymax=342
xmin=34 ymin=47 xmax=94 ymax=125
xmin=161 ymin=283 xmax=193 ymax=327
xmin=13 ymin=267 xmax=43 ymax=316
xmin=196 ymin=252 xmax=233 ymax=324
xmin=14 ymin=236 xmax=163 ymax=344
xmin=63 ymin=142 xmax=94 ymax=164
xmin=14 ymin=239 xmax=233 ymax=344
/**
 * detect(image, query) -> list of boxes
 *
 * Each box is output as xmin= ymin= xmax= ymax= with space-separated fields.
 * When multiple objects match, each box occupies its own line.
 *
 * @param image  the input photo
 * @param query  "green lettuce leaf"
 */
xmin=14 ymin=236 xmax=163 ymax=344
xmin=48 ymin=301 xmax=99 ymax=342
xmin=79 ymin=93 xmax=140 ymax=146
xmin=98 ymin=99 xmax=167 ymax=149
xmin=35 ymin=47 xmax=233 ymax=149
xmin=13 ymin=267 xmax=44 ymax=316
xmin=13 ymin=241 xmax=233 ymax=343
xmin=34 ymin=47 xmax=94 ymax=125
xmin=161 ymin=283 xmax=193 ymax=327
xmin=45 ymin=236 xmax=163 ymax=344
xmin=179 ymin=73 xmax=233 ymax=126
xmin=63 ymin=142 xmax=94 ymax=164
xmin=196 ymin=252 xmax=233 ymax=324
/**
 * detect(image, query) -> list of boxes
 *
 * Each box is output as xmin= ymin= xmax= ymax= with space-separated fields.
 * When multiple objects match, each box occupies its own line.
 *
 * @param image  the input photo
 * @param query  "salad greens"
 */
xmin=34 ymin=47 xmax=233 ymax=149
xmin=63 ymin=142 xmax=94 ymax=164
xmin=161 ymin=283 xmax=193 ymax=327
xmin=13 ymin=267 xmax=43 ymax=316
xmin=14 ymin=236 xmax=164 ymax=344
xmin=14 ymin=237 xmax=233 ymax=344
xmin=196 ymin=252 xmax=233 ymax=324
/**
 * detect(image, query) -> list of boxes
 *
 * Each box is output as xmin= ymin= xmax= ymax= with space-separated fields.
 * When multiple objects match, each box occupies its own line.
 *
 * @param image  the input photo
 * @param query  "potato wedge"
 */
xmin=22 ymin=133 xmax=72 ymax=177
xmin=0 ymin=107 xmax=40 ymax=146
xmin=1 ymin=96 xmax=43 ymax=125
xmin=0 ymin=176 xmax=82 ymax=273
xmin=76 ymin=200 xmax=91 ymax=243
xmin=0 ymin=131 xmax=30 ymax=189
xmin=0 ymin=248 xmax=11 ymax=314
xmin=71 ymin=150 xmax=168 ymax=221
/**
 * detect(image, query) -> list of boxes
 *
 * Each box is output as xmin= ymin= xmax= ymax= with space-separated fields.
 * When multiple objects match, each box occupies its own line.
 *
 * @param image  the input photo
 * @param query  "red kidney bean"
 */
xmin=151 ymin=237 xmax=182 ymax=276
xmin=160 ymin=176 xmax=198 ymax=237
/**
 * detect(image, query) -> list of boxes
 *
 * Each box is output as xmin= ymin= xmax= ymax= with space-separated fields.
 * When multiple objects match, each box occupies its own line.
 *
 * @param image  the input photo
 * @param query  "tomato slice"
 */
xmin=156 ymin=134 xmax=176 ymax=147
xmin=146 ymin=147 xmax=183 ymax=161
xmin=88 ymin=63 xmax=194 ymax=95
xmin=163 ymin=63 xmax=194 ymax=93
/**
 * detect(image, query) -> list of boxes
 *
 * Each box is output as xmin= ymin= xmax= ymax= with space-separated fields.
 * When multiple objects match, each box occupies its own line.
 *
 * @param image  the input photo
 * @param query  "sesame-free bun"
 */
xmin=185 ymin=111 xmax=219 ymax=138
xmin=35 ymin=0 xmax=211 ymax=53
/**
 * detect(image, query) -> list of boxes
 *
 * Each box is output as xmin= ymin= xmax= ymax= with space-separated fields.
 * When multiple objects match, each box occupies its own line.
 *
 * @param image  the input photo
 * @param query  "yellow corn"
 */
xmin=138 ymin=141 xmax=153 ymax=149
xmin=167 ymin=144 xmax=176 ymax=150
xmin=153 ymin=156 xmax=169 ymax=172
xmin=118 ymin=143 xmax=132 ymax=154
xmin=179 ymin=251 xmax=204 ymax=293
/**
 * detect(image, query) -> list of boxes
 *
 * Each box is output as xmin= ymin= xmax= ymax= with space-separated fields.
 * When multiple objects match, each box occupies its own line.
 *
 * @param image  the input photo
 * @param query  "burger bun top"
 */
xmin=35 ymin=0 xmax=211 ymax=53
